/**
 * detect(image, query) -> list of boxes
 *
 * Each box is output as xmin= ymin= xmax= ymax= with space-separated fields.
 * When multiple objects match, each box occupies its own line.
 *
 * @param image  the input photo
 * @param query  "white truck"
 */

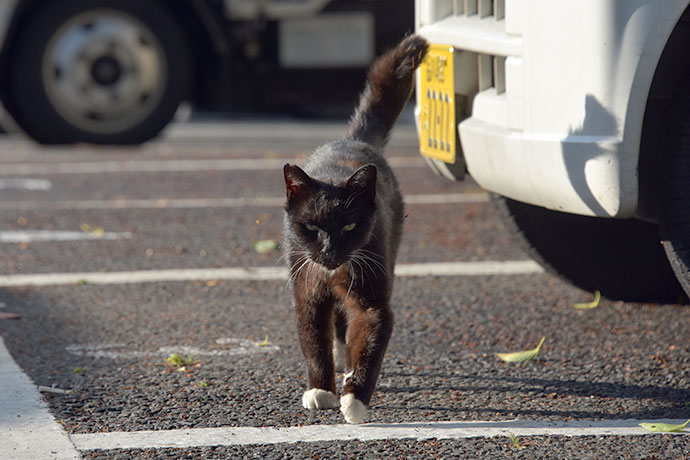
xmin=414 ymin=0 xmax=690 ymax=302
xmin=0 ymin=0 xmax=411 ymax=144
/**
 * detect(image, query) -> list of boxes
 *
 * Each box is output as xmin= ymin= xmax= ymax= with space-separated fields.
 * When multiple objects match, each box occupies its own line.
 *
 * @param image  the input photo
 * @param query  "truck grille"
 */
xmin=452 ymin=0 xmax=505 ymax=20
xmin=478 ymin=54 xmax=506 ymax=94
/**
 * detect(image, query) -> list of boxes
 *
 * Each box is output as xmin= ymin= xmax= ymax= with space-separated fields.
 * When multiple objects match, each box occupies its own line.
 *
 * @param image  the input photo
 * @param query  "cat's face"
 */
xmin=284 ymin=164 xmax=377 ymax=270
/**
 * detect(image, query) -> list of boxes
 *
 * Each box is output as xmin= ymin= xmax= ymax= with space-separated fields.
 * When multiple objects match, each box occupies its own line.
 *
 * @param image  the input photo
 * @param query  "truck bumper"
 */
xmin=414 ymin=0 xmax=682 ymax=218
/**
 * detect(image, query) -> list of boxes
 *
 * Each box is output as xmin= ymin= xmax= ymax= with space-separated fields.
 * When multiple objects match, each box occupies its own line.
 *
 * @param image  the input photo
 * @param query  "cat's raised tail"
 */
xmin=347 ymin=35 xmax=429 ymax=150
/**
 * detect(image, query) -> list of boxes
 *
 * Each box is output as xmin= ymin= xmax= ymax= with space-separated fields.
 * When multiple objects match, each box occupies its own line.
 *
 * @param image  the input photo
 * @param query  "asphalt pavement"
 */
xmin=0 ymin=117 xmax=689 ymax=459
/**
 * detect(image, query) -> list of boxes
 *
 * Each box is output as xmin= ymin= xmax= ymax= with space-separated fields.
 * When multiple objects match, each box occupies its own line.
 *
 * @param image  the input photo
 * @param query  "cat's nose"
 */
xmin=322 ymin=246 xmax=337 ymax=259
xmin=320 ymin=242 xmax=339 ymax=267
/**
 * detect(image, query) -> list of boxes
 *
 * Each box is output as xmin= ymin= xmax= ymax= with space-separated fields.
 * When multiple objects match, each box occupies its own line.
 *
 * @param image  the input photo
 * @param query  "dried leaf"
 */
xmin=639 ymin=419 xmax=689 ymax=433
xmin=253 ymin=239 xmax=280 ymax=254
xmin=509 ymin=432 xmax=526 ymax=450
xmin=571 ymin=290 xmax=601 ymax=309
xmin=496 ymin=337 xmax=546 ymax=363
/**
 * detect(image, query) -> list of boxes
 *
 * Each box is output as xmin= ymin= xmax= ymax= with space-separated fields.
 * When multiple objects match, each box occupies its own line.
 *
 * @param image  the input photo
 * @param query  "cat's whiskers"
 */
xmin=345 ymin=261 xmax=356 ymax=300
xmin=306 ymin=258 xmax=319 ymax=286
xmin=281 ymin=249 xmax=308 ymax=267
xmin=352 ymin=249 xmax=388 ymax=279
xmin=349 ymin=253 xmax=366 ymax=281
xmin=286 ymin=253 xmax=311 ymax=290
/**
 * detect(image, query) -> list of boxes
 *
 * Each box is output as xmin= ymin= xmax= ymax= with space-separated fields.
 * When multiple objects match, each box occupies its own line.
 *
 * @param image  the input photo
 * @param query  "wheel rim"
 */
xmin=42 ymin=9 xmax=167 ymax=135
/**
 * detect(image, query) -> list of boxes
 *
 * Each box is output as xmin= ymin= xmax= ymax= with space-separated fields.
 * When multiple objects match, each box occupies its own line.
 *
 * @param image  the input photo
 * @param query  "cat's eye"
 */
xmin=343 ymin=222 xmax=357 ymax=232
xmin=304 ymin=223 xmax=319 ymax=232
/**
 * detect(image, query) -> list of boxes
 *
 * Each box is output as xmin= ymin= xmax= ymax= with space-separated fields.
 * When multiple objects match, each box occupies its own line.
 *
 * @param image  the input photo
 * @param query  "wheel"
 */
xmin=660 ymin=69 xmax=690 ymax=300
xmin=5 ymin=0 xmax=191 ymax=144
xmin=493 ymin=196 xmax=684 ymax=303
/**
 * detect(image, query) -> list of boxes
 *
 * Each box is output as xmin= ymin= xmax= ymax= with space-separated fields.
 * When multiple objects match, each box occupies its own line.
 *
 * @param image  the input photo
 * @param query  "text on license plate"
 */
xmin=419 ymin=44 xmax=456 ymax=163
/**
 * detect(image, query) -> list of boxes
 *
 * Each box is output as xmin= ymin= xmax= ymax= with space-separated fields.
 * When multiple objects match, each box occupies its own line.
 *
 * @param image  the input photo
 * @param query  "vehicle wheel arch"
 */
xmin=635 ymin=4 xmax=690 ymax=221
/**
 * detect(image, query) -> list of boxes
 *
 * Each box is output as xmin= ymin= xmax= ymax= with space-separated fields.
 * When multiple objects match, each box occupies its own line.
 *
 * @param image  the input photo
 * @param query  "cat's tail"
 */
xmin=346 ymin=34 xmax=429 ymax=150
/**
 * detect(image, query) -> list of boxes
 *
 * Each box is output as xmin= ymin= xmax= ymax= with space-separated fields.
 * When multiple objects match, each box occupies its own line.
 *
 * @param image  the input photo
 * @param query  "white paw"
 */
xmin=333 ymin=338 xmax=346 ymax=373
xmin=342 ymin=371 xmax=353 ymax=387
xmin=340 ymin=393 xmax=367 ymax=424
xmin=302 ymin=389 xmax=339 ymax=410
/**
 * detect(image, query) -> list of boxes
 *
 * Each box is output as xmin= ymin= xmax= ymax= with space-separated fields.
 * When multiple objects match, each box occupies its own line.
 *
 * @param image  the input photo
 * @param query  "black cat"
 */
xmin=283 ymin=35 xmax=429 ymax=424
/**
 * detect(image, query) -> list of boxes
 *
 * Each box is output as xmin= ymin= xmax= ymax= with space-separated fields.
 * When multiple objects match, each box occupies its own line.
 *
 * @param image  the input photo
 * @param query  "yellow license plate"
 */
xmin=419 ymin=44 xmax=456 ymax=163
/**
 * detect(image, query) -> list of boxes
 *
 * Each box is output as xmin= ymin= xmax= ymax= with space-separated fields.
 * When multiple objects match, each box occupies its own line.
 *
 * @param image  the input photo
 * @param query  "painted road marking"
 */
xmin=0 ymin=261 xmax=543 ymax=287
xmin=0 ymin=230 xmax=132 ymax=243
xmin=70 ymin=419 xmax=690 ymax=451
xmin=0 ymin=192 xmax=488 ymax=211
xmin=0 ymin=156 xmax=424 ymax=176
xmin=163 ymin=120 xmax=418 ymax=144
xmin=0 ymin=337 xmax=80 ymax=460
xmin=65 ymin=338 xmax=280 ymax=359
xmin=0 ymin=178 xmax=52 ymax=191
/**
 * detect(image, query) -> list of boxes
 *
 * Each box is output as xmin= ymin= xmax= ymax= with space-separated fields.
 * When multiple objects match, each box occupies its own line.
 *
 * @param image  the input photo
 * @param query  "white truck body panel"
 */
xmin=416 ymin=0 xmax=689 ymax=217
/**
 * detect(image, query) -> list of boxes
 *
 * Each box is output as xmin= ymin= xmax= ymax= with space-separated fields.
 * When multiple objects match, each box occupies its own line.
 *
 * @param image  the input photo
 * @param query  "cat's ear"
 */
xmin=346 ymin=164 xmax=377 ymax=201
xmin=284 ymin=164 xmax=314 ymax=203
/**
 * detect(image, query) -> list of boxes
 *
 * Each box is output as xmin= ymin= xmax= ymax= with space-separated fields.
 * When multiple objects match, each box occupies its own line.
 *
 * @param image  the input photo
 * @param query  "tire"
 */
xmin=660 ymin=69 xmax=690 ymax=300
xmin=5 ymin=0 xmax=191 ymax=144
xmin=494 ymin=196 xmax=684 ymax=303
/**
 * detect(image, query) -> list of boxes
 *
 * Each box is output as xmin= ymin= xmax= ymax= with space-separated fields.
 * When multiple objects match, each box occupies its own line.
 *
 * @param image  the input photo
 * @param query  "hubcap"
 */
xmin=91 ymin=56 xmax=122 ymax=86
xmin=42 ymin=10 xmax=167 ymax=134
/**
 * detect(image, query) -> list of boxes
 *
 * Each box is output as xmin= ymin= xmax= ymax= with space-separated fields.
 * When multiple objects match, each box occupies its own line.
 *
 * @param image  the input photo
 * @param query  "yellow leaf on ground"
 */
xmin=496 ymin=337 xmax=546 ymax=363
xmin=571 ymin=290 xmax=601 ymax=309
xmin=639 ymin=420 xmax=689 ymax=433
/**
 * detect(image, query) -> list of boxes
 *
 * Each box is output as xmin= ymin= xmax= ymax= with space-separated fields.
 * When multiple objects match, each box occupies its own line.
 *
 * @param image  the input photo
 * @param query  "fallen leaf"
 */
xmin=253 ymin=239 xmax=280 ymax=254
xmin=508 ymin=431 xmax=526 ymax=450
xmin=255 ymin=335 xmax=270 ymax=347
xmin=639 ymin=419 xmax=689 ymax=433
xmin=496 ymin=337 xmax=546 ymax=363
xmin=571 ymin=290 xmax=601 ymax=309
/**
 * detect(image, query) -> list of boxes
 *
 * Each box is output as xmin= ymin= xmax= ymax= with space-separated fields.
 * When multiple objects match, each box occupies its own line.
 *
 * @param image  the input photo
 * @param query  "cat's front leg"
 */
xmin=294 ymin=294 xmax=339 ymax=410
xmin=341 ymin=303 xmax=393 ymax=424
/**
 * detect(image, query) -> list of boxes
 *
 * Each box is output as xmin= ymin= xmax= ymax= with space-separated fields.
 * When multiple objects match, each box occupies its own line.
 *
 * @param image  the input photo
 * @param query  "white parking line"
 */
xmin=65 ymin=338 xmax=280 ymax=359
xmin=0 ymin=337 xmax=80 ymax=460
xmin=0 ymin=230 xmax=132 ymax=243
xmin=0 ymin=178 xmax=52 ymax=191
xmin=0 ymin=192 xmax=488 ymax=211
xmin=69 ymin=419 xmax=690 ymax=451
xmin=0 ymin=261 xmax=543 ymax=287
xmin=0 ymin=156 xmax=424 ymax=176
